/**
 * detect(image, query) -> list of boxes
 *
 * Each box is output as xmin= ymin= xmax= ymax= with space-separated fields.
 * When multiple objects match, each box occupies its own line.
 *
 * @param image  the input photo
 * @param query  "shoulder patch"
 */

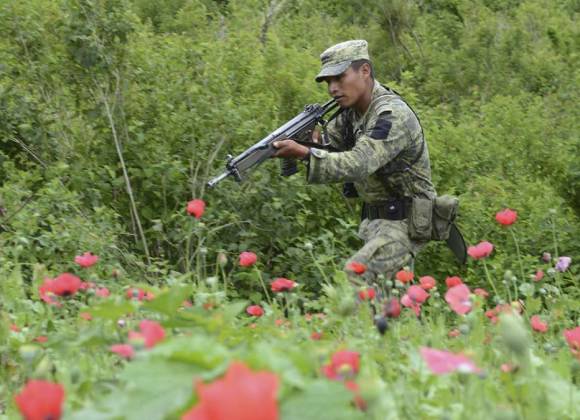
xmin=370 ymin=115 xmax=392 ymax=140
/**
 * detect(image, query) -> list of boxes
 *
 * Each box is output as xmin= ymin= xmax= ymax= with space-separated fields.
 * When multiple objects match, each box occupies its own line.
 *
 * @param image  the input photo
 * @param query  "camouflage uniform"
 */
xmin=307 ymin=40 xmax=436 ymax=283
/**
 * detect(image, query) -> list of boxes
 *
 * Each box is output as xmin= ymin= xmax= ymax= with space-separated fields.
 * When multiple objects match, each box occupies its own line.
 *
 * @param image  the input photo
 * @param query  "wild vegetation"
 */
xmin=0 ymin=0 xmax=578 ymax=419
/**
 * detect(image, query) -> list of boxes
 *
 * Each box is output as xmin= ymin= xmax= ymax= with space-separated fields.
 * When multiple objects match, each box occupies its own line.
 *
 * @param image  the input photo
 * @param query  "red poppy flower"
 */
xmin=79 ymin=312 xmax=92 ymax=321
xmin=182 ymin=361 xmax=279 ymax=420
xmin=445 ymin=276 xmax=463 ymax=288
xmin=564 ymin=327 xmax=580 ymax=357
xmin=420 ymin=347 xmax=481 ymax=375
xmin=138 ymin=320 xmax=165 ymax=348
xmin=534 ymin=270 xmax=544 ymax=282
xmin=10 ymin=324 xmax=20 ymax=332
xmin=96 ymin=287 xmax=110 ymax=297
xmin=14 ymin=380 xmax=65 ymax=420
xmin=246 ymin=305 xmax=264 ymax=317
xmin=344 ymin=381 xmax=367 ymax=411
xmin=110 ymin=344 xmax=135 ymax=360
xmin=467 ymin=241 xmax=494 ymax=260
xmin=419 ymin=276 xmax=436 ymax=290
xmin=126 ymin=287 xmax=154 ymax=301
xmin=322 ymin=350 xmax=360 ymax=381
xmin=310 ymin=331 xmax=323 ymax=340
xmin=34 ymin=336 xmax=48 ymax=343
xmin=187 ymin=199 xmax=206 ymax=219
xmin=239 ymin=251 xmax=258 ymax=267
xmin=395 ymin=270 xmax=414 ymax=283
xmin=346 ymin=261 xmax=367 ymax=275
xmin=495 ymin=209 xmax=518 ymax=226
xmin=384 ymin=298 xmax=401 ymax=318
xmin=74 ymin=252 xmax=99 ymax=268
xmin=530 ymin=315 xmax=548 ymax=333
xmin=448 ymin=329 xmax=461 ymax=338
xmin=270 ymin=278 xmax=297 ymax=293
xmin=358 ymin=287 xmax=376 ymax=301
xmin=445 ymin=284 xmax=472 ymax=315
xmin=474 ymin=288 xmax=489 ymax=298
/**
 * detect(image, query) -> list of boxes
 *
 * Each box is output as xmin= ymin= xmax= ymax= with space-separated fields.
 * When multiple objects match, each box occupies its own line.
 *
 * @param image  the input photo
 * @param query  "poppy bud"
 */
xmin=499 ymin=313 xmax=530 ymax=360
xmin=19 ymin=345 xmax=40 ymax=364
xmin=337 ymin=297 xmax=356 ymax=316
xmin=541 ymin=252 xmax=551 ymax=263
xmin=217 ymin=251 xmax=228 ymax=266
xmin=374 ymin=316 xmax=388 ymax=335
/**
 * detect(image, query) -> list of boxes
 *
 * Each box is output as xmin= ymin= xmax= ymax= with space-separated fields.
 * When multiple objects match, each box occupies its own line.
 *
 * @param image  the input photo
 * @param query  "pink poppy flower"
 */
xmin=563 ymin=326 xmax=580 ymax=357
xmin=10 ymin=324 xmax=20 ymax=332
xmin=139 ymin=320 xmax=165 ymax=349
xmin=467 ymin=241 xmax=494 ymax=260
xmin=408 ymin=285 xmax=429 ymax=303
xmin=401 ymin=294 xmax=421 ymax=317
xmin=419 ymin=276 xmax=436 ymax=290
xmin=420 ymin=347 xmax=481 ymax=375
xmin=533 ymin=270 xmax=544 ymax=282
xmin=445 ymin=276 xmax=463 ymax=288
xmin=239 ymin=251 xmax=257 ymax=267
xmin=495 ymin=209 xmax=518 ymax=226
xmin=530 ymin=315 xmax=548 ymax=333
xmin=474 ymin=288 xmax=489 ymax=298
xmin=270 ymin=278 xmax=297 ymax=293
xmin=445 ymin=284 xmax=472 ymax=315
xmin=96 ymin=287 xmax=110 ymax=298
xmin=246 ymin=305 xmax=264 ymax=317
xmin=74 ymin=252 xmax=99 ymax=268
xmin=186 ymin=199 xmax=206 ymax=219
xmin=34 ymin=336 xmax=48 ymax=343
xmin=126 ymin=287 xmax=154 ymax=301
xmin=346 ymin=261 xmax=367 ymax=275
xmin=110 ymin=344 xmax=135 ymax=360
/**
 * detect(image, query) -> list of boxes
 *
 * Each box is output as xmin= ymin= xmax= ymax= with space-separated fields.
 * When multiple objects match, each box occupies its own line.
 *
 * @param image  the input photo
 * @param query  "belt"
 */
xmin=361 ymin=198 xmax=412 ymax=221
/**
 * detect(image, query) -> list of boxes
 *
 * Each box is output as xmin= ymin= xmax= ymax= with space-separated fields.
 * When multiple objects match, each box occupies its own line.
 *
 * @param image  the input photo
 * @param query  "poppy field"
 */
xmin=1 ymin=0 xmax=579 ymax=419
xmin=2 ymin=201 xmax=579 ymax=420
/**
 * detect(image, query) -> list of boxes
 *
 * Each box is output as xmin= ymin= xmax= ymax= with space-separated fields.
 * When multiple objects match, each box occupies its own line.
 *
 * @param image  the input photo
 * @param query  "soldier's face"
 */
xmin=324 ymin=65 xmax=369 ymax=108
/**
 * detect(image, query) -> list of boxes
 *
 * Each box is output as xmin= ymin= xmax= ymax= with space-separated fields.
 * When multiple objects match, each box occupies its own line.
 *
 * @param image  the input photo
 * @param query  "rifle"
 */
xmin=207 ymin=99 xmax=339 ymax=188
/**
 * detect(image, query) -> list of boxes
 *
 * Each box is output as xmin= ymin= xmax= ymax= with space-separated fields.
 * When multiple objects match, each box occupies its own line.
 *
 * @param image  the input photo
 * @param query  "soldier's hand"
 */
xmin=272 ymin=139 xmax=310 ymax=159
xmin=311 ymin=127 xmax=321 ymax=144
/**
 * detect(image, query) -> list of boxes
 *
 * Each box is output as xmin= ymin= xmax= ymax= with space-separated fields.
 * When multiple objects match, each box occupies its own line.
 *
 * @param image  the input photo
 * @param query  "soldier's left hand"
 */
xmin=272 ymin=139 xmax=310 ymax=159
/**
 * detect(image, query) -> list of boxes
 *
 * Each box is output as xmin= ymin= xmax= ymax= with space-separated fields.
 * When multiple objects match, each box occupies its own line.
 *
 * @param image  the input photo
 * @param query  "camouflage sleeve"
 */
xmin=323 ymin=112 xmax=345 ymax=151
xmin=307 ymin=106 xmax=411 ymax=184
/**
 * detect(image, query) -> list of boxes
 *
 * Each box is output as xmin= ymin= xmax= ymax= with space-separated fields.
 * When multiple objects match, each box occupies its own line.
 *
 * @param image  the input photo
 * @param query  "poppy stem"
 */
xmin=482 ymin=259 xmax=500 ymax=300
xmin=307 ymin=249 xmax=331 ymax=286
xmin=509 ymin=228 xmax=525 ymax=299
xmin=253 ymin=266 xmax=273 ymax=306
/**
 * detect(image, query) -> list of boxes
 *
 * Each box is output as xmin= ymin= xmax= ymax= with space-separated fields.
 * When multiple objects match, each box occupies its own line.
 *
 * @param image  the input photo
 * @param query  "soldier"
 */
xmin=273 ymin=39 xmax=437 ymax=285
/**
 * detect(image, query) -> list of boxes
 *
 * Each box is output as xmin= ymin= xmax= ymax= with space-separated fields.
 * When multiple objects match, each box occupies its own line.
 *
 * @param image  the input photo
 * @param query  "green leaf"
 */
xmin=87 ymin=301 xmax=136 ymax=320
xmin=281 ymin=380 xmax=364 ymax=420
xmin=142 ymin=284 xmax=194 ymax=316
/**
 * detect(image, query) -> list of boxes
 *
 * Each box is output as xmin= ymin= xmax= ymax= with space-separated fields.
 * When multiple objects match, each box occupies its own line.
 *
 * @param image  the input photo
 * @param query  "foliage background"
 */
xmin=0 ymin=0 xmax=578 ymax=303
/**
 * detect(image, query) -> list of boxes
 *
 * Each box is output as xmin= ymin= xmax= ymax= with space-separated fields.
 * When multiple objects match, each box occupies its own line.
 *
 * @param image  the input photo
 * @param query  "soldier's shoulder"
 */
xmin=372 ymin=93 xmax=407 ymax=118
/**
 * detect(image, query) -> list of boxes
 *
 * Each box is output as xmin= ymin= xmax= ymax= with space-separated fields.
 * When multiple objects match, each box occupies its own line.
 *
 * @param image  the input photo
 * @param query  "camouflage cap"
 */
xmin=315 ymin=40 xmax=370 ymax=83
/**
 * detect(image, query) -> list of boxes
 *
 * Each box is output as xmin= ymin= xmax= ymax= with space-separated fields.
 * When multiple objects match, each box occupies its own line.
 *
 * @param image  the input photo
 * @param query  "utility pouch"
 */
xmin=342 ymin=182 xmax=359 ymax=198
xmin=408 ymin=197 xmax=433 ymax=240
xmin=432 ymin=195 xmax=459 ymax=241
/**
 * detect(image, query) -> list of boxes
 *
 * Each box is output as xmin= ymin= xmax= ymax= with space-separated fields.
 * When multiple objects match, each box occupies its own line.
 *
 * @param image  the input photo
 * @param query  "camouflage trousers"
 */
xmin=346 ymin=218 xmax=427 ymax=284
